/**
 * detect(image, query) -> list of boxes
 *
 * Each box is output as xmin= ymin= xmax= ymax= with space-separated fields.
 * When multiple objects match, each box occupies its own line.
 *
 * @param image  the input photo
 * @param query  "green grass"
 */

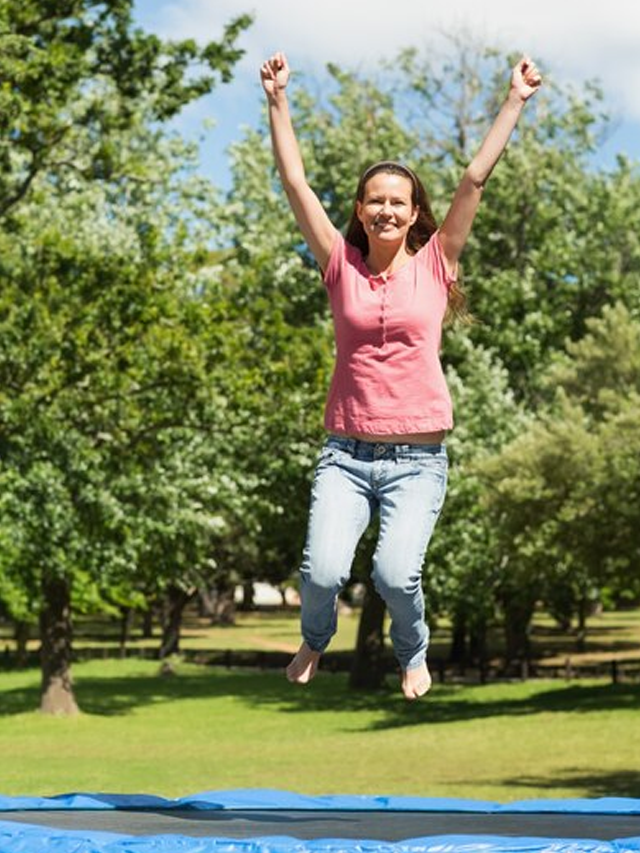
xmin=1 ymin=659 xmax=639 ymax=802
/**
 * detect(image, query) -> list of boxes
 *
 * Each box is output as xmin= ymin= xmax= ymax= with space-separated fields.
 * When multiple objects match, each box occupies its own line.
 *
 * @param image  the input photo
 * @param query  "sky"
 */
xmin=133 ymin=0 xmax=640 ymax=190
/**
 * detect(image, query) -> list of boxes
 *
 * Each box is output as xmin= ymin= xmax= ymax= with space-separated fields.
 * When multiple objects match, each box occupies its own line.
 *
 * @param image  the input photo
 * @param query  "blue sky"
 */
xmin=133 ymin=0 xmax=640 ymax=190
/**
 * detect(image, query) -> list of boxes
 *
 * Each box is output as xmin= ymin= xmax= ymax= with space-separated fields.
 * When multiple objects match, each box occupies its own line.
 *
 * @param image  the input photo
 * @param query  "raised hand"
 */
xmin=511 ymin=56 xmax=542 ymax=101
xmin=260 ymin=51 xmax=290 ymax=97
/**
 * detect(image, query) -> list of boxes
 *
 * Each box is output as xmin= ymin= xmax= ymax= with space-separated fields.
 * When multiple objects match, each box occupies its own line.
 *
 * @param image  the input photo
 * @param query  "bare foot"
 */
xmin=286 ymin=642 xmax=321 ymax=684
xmin=401 ymin=662 xmax=432 ymax=700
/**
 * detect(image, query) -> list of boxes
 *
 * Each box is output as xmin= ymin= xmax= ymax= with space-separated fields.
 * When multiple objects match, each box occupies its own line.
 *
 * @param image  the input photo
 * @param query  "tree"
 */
xmin=426 ymin=335 xmax=528 ymax=667
xmin=0 ymin=168 xmax=212 ymax=710
xmin=0 ymin=1 xmax=251 ymax=712
xmin=478 ymin=303 xmax=640 ymax=658
xmin=0 ymin=0 xmax=250 ymax=214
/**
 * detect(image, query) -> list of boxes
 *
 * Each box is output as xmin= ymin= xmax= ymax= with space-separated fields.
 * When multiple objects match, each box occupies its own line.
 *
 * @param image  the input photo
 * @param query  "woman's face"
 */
xmin=356 ymin=172 xmax=418 ymax=246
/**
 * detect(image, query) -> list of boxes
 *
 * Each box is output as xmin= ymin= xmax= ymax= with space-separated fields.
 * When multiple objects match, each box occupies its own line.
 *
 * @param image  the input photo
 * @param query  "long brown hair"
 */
xmin=344 ymin=161 xmax=467 ymax=323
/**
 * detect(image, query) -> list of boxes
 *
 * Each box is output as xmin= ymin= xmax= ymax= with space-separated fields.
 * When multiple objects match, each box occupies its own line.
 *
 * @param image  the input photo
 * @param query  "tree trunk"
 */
xmin=39 ymin=574 xmax=79 ymax=715
xmin=501 ymin=592 xmax=535 ymax=670
xmin=158 ymin=585 xmax=194 ymax=659
xmin=13 ymin=620 xmax=31 ymax=668
xmin=141 ymin=601 xmax=154 ymax=638
xmin=197 ymin=586 xmax=216 ymax=618
xmin=118 ymin=606 xmax=133 ymax=658
xmin=575 ymin=597 xmax=588 ymax=652
xmin=349 ymin=579 xmax=386 ymax=689
xmin=238 ymin=579 xmax=255 ymax=612
xmin=211 ymin=580 xmax=236 ymax=626
xmin=449 ymin=612 xmax=467 ymax=664
xmin=469 ymin=618 xmax=488 ymax=666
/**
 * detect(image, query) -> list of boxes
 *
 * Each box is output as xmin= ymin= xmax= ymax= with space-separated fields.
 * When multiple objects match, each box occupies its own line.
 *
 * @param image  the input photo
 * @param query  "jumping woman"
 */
xmin=260 ymin=50 xmax=541 ymax=699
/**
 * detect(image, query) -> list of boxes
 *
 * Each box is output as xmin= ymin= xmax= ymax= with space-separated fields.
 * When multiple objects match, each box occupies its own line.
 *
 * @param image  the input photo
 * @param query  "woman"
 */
xmin=260 ymin=51 xmax=541 ymax=699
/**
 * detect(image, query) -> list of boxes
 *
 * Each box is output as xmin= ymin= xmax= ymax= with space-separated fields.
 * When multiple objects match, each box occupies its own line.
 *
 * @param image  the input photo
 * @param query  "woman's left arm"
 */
xmin=439 ymin=56 xmax=542 ymax=269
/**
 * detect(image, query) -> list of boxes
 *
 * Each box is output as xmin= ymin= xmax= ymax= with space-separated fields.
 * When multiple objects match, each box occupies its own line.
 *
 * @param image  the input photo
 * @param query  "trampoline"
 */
xmin=1 ymin=790 xmax=640 ymax=853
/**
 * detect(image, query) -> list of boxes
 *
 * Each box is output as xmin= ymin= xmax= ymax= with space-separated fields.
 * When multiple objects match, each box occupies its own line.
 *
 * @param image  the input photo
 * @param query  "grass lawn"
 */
xmin=1 ymin=659 xmax=639 ymax=802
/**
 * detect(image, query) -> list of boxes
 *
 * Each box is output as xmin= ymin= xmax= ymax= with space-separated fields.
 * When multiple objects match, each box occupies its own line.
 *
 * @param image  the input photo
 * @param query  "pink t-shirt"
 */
xmin=322 ymin=230 xmax=456 ymax=436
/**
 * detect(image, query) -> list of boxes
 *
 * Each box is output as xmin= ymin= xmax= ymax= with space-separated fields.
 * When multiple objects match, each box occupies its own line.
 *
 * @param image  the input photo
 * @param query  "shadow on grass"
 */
xmin=0 ymin=683 xmax=42 ymax=716
xmin=503 ymin=769 xmax=640 ymax=799
xmin=2 ymin=666 xmax=640 ymax=732
xmin=347 ymin=680 xmax=640 ymax=732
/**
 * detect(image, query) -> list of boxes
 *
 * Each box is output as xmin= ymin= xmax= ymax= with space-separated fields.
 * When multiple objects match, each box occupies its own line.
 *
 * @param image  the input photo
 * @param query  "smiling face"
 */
xmin=356 ymin=171 xmax=419 ymax=247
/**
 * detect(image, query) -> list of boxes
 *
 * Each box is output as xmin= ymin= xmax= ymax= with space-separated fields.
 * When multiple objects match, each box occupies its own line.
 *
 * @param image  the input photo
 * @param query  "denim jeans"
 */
xmin=299 ymin=435 xmax=448 ymax=670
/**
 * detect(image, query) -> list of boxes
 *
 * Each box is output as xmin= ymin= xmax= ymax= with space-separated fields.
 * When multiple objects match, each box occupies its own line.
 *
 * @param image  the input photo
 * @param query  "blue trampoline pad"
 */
xmin=1 ymin=790 xmax=640 ymax=853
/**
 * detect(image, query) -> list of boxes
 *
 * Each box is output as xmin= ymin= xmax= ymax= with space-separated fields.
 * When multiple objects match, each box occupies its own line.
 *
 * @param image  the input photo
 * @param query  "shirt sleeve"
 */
xmin=322 ymin=231 xmax=346 ymax=291
xmin=419 ymin=230 xmax=458 ymax=290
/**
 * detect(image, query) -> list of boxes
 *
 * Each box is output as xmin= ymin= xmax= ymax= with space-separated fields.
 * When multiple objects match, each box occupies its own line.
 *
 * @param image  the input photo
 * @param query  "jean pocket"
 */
xmin=407 ymin=454 xmax=448 ymax=481
xmin=315 ymin=446 xmax=340 ymax=470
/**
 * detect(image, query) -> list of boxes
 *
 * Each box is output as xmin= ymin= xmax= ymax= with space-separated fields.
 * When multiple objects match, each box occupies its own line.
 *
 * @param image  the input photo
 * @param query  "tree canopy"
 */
xmin=1 ymin=22 xmax=639 ymax=705
xmin=0 ymin=0 xmax=252 ymax=712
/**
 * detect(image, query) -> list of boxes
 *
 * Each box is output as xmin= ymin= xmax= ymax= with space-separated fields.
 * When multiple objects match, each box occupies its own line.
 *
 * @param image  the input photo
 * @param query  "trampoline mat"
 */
xmin=3 ymin=792 xmax=640 ymax=853
xmin=1 ymin=807 xmax=640 ymax=840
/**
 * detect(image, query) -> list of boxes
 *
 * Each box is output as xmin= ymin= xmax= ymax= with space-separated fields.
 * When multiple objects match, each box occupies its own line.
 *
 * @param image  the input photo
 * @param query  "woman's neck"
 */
xmin=364 ymin=242 xmax=413 ymax=276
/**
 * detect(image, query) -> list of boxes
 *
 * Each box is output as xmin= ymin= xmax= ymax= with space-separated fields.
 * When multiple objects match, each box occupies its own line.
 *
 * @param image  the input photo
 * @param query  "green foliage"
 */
xmin=0 ymin=0 xmax=252 ymax=706
xmin=0 ymin=1 xmax=251 ymax=198
xmin=426 ymin=335 xmax=529 ymax=654
xmin=479 ymin=304 xmax=640 ymax=643
xmin=0 ymin=154 xmax=204 ymax=613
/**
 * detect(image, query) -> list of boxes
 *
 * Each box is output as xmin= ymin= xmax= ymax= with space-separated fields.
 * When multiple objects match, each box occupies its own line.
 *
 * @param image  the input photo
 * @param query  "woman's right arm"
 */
xmin=261 ymin=52 xmax=337 ymax=273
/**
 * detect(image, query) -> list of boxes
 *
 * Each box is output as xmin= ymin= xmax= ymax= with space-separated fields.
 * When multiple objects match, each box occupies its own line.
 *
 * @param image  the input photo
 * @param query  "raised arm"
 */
xmin=439 ymin=56 xmax=542 ymax=269
xmin=260 ymin=52 xmax=337 ymax=273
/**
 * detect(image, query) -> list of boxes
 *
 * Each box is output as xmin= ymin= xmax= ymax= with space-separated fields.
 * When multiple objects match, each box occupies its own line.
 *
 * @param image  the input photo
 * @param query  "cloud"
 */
xmin=134 ymin=0 xmax=640 ymax=184
xmin=140 ymin=0 xmax=640 ymax=120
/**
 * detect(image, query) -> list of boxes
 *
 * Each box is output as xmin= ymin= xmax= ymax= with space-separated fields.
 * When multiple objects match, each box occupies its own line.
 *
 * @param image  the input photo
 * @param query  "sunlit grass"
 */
xmin=0 ymin=660 xmax=639 ymax=801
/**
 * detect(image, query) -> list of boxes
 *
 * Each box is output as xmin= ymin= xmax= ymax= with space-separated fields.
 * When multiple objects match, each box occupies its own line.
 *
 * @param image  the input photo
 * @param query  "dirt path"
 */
xmin=246 ymin=634 xmax=298 ymax=653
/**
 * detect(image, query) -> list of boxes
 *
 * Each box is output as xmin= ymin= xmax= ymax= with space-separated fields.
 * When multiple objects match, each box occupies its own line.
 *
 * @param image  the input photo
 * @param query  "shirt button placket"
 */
xmin=380 ymin=282 xmax=388 ymax=347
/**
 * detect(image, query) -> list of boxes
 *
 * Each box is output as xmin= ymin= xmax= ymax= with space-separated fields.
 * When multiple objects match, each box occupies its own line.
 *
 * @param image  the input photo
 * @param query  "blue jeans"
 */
xmin=299 ymin=435 xmax=448 ymax=670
